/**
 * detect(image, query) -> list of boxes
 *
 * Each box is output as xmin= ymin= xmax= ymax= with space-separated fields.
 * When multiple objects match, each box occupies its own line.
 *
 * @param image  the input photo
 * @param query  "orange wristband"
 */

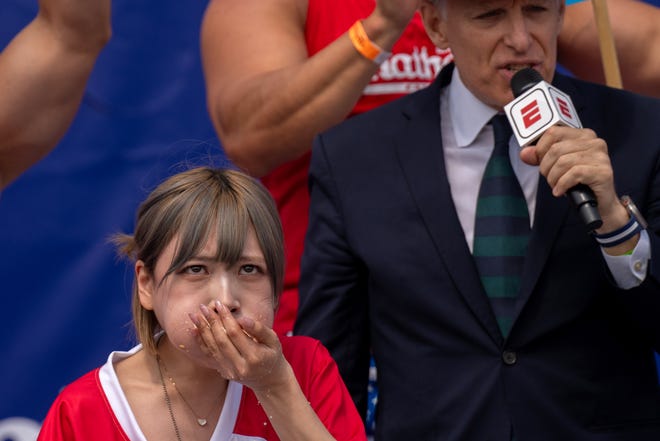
xmin=348 ymin=20 xmax=391 ymax=65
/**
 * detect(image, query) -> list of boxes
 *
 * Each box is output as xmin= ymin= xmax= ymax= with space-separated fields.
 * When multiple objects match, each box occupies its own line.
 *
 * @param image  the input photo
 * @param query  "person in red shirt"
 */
xmin=38 ymin=167 xmax=366 ymax=441
xmin=201 ymin=0 xmax=448 ymax=337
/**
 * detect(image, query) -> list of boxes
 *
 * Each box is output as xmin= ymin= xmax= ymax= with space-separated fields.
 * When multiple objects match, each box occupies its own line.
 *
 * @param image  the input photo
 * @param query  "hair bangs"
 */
xmin=163 ymin=178 xmax=251 ymax=278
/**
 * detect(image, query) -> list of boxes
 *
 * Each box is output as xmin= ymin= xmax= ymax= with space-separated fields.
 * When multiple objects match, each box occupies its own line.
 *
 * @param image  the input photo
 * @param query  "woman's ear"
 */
xmin=420 ymin=1 xmax=450 ymax=49
xmin=136 ymin=260 xmax=155 ymax=310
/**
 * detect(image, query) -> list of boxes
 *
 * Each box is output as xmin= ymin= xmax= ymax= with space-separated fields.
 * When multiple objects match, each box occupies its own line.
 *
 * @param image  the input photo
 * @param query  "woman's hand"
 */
xmin=189 ymin=300 xmax=293 ymax=393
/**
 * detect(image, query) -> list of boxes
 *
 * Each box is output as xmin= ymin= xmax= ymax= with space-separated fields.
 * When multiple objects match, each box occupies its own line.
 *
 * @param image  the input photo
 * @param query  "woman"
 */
xmin=37 ymin=167 xmax=366 ymax=441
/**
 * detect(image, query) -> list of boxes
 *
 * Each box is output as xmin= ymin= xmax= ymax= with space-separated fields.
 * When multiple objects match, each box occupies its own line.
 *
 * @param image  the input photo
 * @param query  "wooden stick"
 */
xmin=591 ymin=0 xmax=623 ymax=88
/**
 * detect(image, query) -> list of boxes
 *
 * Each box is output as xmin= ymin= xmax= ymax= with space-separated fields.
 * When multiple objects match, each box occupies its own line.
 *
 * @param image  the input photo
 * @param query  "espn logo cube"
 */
xmin=504 ymin=81 xmax=581 ymax=147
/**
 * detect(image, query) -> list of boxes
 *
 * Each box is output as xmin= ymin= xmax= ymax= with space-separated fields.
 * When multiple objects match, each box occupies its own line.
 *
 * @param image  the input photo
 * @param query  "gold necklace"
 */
xmin=156 ymin=354 xmax=183 ymax=441
xmin=156 ymin=354 xmax=211 ymax=428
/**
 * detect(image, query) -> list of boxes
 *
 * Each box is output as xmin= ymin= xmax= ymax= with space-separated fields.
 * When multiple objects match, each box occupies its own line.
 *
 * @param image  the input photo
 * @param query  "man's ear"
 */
xmin=136 ymin=260 xmax=155 ymax=310
xmin=420 ymin=1 xmax=450 ymax=49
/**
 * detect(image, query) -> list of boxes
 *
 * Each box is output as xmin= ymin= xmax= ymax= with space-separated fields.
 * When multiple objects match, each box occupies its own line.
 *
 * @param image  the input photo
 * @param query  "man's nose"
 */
xmin=503 ymin=14 xmax=533 ymax=53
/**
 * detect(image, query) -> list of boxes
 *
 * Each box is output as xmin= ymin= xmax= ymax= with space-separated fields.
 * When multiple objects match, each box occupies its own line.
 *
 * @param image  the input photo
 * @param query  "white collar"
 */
xmin=447 ymin=68 xmax=500 ymax=148
xmin=100 ymin=344 xmax=244 ymax=441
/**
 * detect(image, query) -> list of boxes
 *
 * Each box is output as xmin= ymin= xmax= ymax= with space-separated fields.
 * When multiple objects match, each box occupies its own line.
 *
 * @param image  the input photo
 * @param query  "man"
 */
xmin=0 ymin=0 xmax=112 ymax=190
xmin=295 ymin=1 xmax=660 ymax=440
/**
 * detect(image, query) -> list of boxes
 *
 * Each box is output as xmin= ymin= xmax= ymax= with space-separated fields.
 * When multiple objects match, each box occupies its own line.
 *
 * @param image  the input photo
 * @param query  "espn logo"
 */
xmin=520 ymin=100 xmax=543 ymax=129
xmin=504 ymin=81 xmax=581 ymax=147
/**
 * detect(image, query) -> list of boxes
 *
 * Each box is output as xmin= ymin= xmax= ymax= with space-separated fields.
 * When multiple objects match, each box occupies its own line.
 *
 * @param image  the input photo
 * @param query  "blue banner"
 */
xmin=0 ymin=1 xmax=225 ymax=439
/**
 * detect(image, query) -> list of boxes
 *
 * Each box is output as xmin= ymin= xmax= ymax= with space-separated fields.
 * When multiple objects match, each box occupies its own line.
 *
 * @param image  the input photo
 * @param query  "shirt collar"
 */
xmin=447 ymin=68 xmax=500 ymax=148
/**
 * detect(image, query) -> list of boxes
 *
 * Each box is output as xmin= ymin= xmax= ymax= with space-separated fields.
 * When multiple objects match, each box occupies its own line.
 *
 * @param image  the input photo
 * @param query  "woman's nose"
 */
xmin=212 ymin=277 xmax=240 ymax=315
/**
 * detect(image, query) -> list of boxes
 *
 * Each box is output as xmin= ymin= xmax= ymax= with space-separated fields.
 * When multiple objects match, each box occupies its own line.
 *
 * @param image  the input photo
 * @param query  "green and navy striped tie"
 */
xmin=473 ymin=114 xmax=530 ymax=338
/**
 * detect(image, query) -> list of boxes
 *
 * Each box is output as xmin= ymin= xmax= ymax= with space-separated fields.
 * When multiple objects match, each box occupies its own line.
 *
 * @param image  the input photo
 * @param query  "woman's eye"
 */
xmin=183 ymin=265 xmax=206 ymax=274
xmin=240 ymin=264 xmax=258 ymax=275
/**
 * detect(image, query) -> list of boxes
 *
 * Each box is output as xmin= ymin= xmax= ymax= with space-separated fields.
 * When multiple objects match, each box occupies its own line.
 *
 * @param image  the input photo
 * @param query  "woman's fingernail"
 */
xmin=188 ymin=312 xmax=201 ymax=328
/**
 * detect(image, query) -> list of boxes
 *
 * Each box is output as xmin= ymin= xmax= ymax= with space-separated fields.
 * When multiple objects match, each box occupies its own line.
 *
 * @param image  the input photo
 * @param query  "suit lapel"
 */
xmin=515 ymin=179 xmax=570 ymax=316
xmin=394 ymin=65 xmax=504 ymax=346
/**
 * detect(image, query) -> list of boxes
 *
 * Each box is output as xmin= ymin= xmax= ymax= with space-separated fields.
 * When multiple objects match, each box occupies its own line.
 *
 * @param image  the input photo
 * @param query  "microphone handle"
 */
xmin=567 ymin=184 xmax=603 ymax=231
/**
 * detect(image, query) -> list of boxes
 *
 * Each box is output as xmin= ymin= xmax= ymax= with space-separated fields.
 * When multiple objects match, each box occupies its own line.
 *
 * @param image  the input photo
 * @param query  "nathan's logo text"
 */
xmin=364 ymin=47 xmax=452 ymax=95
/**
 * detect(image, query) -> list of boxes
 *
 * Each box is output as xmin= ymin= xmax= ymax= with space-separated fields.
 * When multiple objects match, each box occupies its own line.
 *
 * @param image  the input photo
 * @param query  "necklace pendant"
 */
xmin=197 ymin=418 xmax=208 ymax=427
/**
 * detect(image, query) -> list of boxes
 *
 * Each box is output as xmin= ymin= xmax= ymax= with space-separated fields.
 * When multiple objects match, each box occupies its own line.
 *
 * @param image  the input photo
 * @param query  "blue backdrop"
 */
xmin=0 ymin=1 xmax=226 ymax=439
xmin=1 ymin=1 xmax=659 ymax=440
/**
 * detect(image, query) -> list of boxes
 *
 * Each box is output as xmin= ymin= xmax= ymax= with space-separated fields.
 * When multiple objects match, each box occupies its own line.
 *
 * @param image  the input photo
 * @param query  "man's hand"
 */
xmin=520 ymin=126 xmax=630 ymax=238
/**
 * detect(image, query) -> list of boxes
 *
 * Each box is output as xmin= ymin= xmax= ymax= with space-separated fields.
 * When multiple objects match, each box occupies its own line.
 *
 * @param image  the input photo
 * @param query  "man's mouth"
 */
xmin=506 ymin=64 xmax=534 ymax=72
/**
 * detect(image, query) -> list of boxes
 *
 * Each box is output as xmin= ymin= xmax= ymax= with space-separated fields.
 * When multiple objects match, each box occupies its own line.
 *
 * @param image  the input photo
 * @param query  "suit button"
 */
xmin=502 ymin=350 xmax=517 ymax=365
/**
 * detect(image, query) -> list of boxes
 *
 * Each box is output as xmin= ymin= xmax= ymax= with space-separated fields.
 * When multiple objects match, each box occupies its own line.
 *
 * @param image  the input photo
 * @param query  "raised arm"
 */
xmin=0 ymin=0 xmax=111 ymax=189
xmin=201 ymin=0 xmax=420 ymax=177
xmin=558 ymin=0 xmax=660 ymax=97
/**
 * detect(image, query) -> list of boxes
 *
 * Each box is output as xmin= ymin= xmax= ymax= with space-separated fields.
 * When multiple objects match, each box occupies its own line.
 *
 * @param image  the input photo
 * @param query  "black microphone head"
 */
xmin=511 ymin=68 xmax=544 ymax=97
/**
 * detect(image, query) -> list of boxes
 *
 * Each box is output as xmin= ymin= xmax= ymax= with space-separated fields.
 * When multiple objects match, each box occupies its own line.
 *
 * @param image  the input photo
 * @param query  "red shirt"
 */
xmin=263 ymin=0 xmax=452 ymax=335
xmin=38 ymin=336 xmax=365 ymax=440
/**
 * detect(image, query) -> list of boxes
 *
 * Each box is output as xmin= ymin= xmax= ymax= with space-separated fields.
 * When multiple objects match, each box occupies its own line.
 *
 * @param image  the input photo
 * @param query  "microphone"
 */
xmin=503 ymin=68 xmax=602 ymax=231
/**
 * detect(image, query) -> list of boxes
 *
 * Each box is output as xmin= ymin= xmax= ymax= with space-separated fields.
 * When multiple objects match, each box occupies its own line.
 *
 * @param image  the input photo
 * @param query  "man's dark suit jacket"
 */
xmin=295 ymin=64 xmax=660 ymax=441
